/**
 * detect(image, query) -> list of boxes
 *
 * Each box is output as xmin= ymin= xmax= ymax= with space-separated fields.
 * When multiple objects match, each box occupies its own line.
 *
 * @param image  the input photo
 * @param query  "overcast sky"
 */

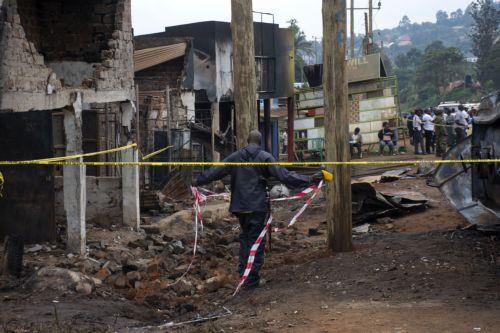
xmin=132 ymin=0 xmax=472 ymax=38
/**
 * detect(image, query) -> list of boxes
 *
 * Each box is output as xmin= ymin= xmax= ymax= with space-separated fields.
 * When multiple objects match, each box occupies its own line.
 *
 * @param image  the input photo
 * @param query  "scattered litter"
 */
xmin=353 ymin=224 xmax=371 ymax=234
xmin=380 ymin=168 xmax=412 ymax=182
xmin=25 ymin=244 xmax=43 ymax=253
xmin=352 ymin=183 xmax=428 ymax=224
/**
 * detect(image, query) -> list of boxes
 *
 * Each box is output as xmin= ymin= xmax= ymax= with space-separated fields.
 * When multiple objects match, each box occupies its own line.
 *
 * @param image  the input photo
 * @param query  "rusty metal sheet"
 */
xmin=434 ymin=137 xmax=500 ymax=226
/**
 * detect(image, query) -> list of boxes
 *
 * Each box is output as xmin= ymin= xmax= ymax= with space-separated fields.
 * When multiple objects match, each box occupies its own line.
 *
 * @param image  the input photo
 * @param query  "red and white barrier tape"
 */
xmin=197 ymin=187 xmax=230 ymax=202
xmin=185 ymin=183 xmax=323 ymax=295
xmin=271 ymin=184 xmax=319 ymax=202
xmin=233 ymin=215 xmax=273 ymax=296
xmin=165 ymin=187 xmax=202 ymax=288
xmin=274 ymin=181 xmax=323 ymax=232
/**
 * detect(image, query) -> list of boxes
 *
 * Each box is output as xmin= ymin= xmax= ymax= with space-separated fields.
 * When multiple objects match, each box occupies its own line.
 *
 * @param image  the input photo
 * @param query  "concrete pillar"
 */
xmin=211 ymin=102 xmax=220 ymax=162
xmin=63 ymin=93 xmax=86 ymax=255
xmin=120 ymin=101 xmax=140 ymax=229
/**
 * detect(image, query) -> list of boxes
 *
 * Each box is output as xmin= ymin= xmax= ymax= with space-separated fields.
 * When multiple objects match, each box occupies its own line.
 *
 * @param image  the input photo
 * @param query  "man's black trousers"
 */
xmin=424 ymin=130 xmax=434 ymax=153
xmin=236 ymin=212 xmax=267 ymax=288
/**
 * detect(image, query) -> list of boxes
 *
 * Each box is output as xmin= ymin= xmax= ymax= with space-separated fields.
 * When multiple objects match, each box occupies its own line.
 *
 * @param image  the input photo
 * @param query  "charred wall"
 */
xmin=135 ymin=57 xmax=185 ymax=92
xmin=0 ymin=0 xmax=134 ymax=111
xmin=16 ymin=0 xmax=116 ymax=63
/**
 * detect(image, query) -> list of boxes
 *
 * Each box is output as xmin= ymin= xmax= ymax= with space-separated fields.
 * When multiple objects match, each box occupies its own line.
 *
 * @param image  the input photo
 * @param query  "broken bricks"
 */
xmin=24 ymin=267 xmax=96 ymax=296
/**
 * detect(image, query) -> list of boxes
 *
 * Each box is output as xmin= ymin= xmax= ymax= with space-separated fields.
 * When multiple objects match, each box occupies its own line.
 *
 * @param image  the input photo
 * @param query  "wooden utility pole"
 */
xmin=350 ymin=0 xmax=355 ymax=58
xmin=322 ymin=0 xmax=353 ymax=252
xmin=363 ymin=12 xmax=370 ymax=55
xmin=368 ymin=0 xmax=373 ymax=38
xmin=231 ymin=0 xmax=258 ymax=148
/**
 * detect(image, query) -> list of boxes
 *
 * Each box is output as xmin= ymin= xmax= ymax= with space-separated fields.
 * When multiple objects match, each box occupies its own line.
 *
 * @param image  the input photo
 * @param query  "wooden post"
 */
xmin=231 ymin=0 xmax=258 ymax=149
xmin=264 ymin=99 xmax=271 ymax=152
xmin=368 ymin=0 xmax=373 ymax=39
xmin=322 ymin=0 xmax=353 ymax=252
xmin=350 ymin=0 xmax=355 ymax=58
xmin=363 ymin=12 xmax=369 ymax=55
xmin=287 ymin=96 xmax=295 ymax=162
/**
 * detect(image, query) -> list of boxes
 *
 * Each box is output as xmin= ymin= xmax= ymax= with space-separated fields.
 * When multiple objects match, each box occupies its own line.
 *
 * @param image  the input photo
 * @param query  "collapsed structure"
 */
xmin=134 ymin=21 xmax=296 ymax=188
xmin=0 ymin=0 xmax=139 ymax=254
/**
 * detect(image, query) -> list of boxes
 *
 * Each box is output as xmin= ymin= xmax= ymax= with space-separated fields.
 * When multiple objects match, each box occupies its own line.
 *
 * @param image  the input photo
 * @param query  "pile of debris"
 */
xmin=1 ymin=200 xmax=241 ymax=317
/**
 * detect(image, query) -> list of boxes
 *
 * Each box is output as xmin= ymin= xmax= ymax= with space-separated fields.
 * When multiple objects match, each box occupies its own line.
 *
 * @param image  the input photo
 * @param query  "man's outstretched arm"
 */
xmin=195 ymin=155 xmax=235 ymax=186
xmin=266 ymin=155 xmax=313 ymax=189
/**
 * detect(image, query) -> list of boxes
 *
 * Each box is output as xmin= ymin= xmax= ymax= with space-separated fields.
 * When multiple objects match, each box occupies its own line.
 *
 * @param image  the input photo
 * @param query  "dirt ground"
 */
xmin=0 ymin=158 xmax=499 ymax=333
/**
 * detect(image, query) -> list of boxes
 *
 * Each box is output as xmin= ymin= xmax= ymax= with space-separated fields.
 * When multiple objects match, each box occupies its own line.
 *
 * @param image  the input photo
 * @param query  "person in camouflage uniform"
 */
xmin=446 ymin=108 xmax=456 ymax=148
xmin=434 ymin=109 xmax=447 ymax=157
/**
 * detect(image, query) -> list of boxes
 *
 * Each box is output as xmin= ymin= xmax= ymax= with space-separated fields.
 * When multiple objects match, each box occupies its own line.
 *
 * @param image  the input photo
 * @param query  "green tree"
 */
xmin=450 ymin=9 xmax=464 ymax=20
xmin=399 ymin=15 xmax=411 ymax=28
xmin=287 ymin=18 xmax=314 ymax=82
xmin=406 ymin=48 xmax=423 ymax=69
xmin=415 ymin=41 xmax=466 ymax=97
xmin=436 ymin=10 xmax=449 ymax=23
xmin=469 ymin=0 xmax=500 ymax=83
xmin=482 ymin=41 xmax=500 ymax=88
xmin=395 ymin=53 xmax=409 ymax=69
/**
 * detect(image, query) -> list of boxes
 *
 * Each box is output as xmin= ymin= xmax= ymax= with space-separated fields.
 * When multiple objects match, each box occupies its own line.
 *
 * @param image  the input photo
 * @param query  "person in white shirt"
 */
xmin=412 ymin=109 xmax=425 ymax=155
xmin=454 ymin=105 xmax=468 ymax=142
xmin=422 ymin=109 xmax=435 ymax=154
xmin=349 ymin=127 xmax=363 ymax=158
xmin=281 ymin=131 xmax=288 ymax=154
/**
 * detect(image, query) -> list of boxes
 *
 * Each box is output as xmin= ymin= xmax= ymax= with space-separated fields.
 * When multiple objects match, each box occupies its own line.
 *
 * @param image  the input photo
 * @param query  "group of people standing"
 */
xmin=407 ymin=105 xmax=475 ymax=157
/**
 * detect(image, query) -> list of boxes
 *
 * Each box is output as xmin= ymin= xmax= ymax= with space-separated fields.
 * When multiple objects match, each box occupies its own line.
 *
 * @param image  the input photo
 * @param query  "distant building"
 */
xmin=397 ymin=35 xmax=412 ymax=47
xmin=295 ymin=53 xmax=401 ymax=157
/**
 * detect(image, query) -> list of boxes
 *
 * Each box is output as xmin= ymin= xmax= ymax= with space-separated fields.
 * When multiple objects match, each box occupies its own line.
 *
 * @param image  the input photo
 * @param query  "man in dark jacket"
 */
xmin=194 ymin=130 xmax=319 ymax=289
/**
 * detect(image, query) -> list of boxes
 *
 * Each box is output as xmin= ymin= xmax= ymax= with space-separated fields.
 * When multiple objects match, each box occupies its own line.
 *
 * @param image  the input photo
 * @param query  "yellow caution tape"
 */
xmin=142 ymin=145 xmax=173 ymax=161
xmin=0 ymin=159 xmax=497 ymax=167
xmin=322 ymin=170 xmax=334 ymax=182
xmin=1 ymin=144 xmax=137 ymax=165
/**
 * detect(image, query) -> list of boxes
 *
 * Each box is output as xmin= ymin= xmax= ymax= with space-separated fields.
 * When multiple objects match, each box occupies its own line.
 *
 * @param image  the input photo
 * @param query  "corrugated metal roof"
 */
xmin=134 ymin=43 xmax=187 ymax=72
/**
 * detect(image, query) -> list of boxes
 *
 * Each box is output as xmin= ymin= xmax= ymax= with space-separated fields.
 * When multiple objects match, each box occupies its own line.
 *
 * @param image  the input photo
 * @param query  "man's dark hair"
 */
xmin=247 ymin=130 xmax=262 ymax=145
xmin=382 ymin=122 xmax=389 ymax=128
xmin=354 ymin=127 xmax=361 ymax=134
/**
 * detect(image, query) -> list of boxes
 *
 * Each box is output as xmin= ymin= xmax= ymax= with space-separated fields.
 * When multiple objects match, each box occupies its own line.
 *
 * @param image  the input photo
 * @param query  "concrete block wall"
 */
xmin=55 ymin=176 xmax=122 ymax=227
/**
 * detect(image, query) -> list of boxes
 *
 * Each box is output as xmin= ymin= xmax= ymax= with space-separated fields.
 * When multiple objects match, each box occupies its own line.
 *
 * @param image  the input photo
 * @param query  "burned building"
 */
xmin=134 ymin=20 xmax=295 ymax=187
xmin=0 ymin=0 xmax=139 ymax=254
